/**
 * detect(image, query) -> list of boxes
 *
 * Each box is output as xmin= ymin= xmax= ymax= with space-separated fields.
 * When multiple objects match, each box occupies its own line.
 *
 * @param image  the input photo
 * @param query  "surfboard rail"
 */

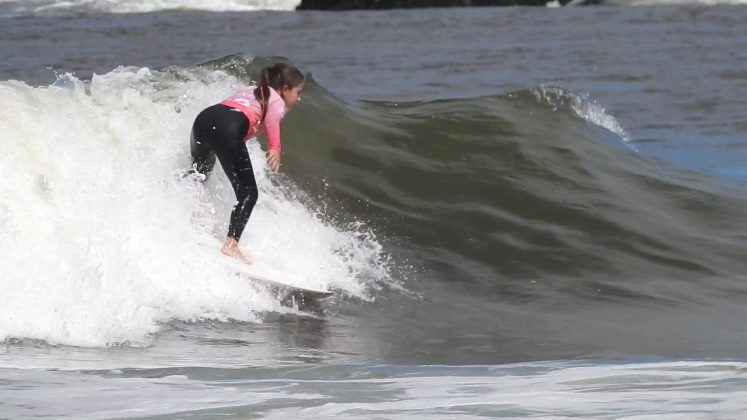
xmin=197 ymin=240 xmax=333 ymax=300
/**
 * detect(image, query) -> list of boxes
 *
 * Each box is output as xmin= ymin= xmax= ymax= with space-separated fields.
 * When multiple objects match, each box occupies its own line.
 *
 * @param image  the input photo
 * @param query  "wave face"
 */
xmin=287 ymin=70 xmax=747 ymax=290
xmin=279 ymin=59 xmax=747 ymax=359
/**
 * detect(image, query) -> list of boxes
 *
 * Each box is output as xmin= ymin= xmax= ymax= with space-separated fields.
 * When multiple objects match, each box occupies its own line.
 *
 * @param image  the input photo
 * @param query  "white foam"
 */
xmin=0 ymin=66 xmax=389 ymax=347
xmin=0 ymin=0 xmax=300 ymax=14
xmin=259 ymin=360 xmax=747 ymax=419
xmin=3 ymin=360 xmax=747 ymax=418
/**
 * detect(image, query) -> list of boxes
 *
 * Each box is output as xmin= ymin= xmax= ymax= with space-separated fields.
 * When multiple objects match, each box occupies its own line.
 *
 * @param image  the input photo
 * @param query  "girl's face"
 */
xmin=280 ymin=83 xmax=304 ymax=109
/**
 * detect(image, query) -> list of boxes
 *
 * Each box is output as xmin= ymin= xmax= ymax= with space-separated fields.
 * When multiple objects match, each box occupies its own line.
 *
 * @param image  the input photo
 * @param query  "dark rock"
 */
xmin=296 ymin=0 xmax=558 ymax=10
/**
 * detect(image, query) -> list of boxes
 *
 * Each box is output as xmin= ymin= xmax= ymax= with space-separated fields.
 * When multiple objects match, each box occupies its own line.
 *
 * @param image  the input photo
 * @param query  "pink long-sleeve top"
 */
xmin=220 ymin=86 xmax=286 ymax=151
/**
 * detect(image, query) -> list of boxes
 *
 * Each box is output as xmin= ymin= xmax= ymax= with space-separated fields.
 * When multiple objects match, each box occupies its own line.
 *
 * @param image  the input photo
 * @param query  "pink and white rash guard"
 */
xmin=220 ymin=86 xmax=286 ymax=151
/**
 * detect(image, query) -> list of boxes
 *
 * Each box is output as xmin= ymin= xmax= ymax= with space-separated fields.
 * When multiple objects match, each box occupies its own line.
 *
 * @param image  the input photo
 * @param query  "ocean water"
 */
xmin=2 ymin=1 xmax=747 ymax=418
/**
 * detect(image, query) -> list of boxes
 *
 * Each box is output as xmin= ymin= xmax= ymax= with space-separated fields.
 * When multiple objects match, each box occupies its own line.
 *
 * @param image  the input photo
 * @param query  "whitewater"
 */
xmin=0 ymin=67 xmax=389 ymax=347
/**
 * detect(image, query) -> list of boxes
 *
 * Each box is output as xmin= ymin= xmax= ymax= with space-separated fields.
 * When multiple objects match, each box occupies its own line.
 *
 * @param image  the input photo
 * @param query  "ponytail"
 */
xmin=254 ymin=67 xmax=272 ymax=124
xmin=253 ymin=63 xmax=305 ymax=123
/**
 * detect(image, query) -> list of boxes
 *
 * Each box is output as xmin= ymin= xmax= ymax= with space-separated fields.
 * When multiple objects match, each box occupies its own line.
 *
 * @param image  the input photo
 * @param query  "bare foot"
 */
xmin=221 ymin=237 xmax=252 ymax=265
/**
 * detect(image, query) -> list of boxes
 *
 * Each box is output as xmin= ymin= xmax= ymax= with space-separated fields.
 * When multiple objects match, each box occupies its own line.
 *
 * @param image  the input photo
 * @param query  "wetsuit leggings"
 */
xmin=190 ymin=104 xmax=258 ymax=241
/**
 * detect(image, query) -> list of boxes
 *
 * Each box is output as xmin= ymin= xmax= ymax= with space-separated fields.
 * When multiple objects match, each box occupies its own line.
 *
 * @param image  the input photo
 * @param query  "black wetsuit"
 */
xmin=190 ymin=104 xmax=258 ymax=241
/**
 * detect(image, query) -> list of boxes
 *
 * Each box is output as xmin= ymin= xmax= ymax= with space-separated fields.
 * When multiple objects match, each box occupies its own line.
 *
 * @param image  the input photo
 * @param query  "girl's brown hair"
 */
xmin=254 ymin=63 xmax=305 ymax=122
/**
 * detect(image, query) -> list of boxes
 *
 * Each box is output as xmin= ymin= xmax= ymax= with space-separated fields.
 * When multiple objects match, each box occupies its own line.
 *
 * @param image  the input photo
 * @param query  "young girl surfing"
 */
xmin=189 ymin=63 xmax=305 ymax=264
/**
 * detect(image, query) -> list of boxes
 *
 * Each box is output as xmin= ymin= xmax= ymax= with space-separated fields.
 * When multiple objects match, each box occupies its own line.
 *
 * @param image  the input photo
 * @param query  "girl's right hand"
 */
xmin=266 ymin=149 xmax=281 ymax=173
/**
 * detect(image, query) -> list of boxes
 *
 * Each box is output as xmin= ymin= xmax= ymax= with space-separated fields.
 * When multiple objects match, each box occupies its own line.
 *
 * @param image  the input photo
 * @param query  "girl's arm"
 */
xmin=264 ymin=99 xmax=285 ymax=173
xmin=263 ymin=99 xmax=285 ymax=152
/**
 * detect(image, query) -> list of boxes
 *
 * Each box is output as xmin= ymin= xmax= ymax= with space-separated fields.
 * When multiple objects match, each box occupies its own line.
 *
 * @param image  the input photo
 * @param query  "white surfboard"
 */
xmin=198 ymin=240 xmax=333 ymax=299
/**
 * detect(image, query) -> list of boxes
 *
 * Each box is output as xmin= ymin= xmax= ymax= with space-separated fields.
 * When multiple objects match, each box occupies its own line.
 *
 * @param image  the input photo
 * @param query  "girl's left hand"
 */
xmin=266 ymin=149 xmax=281 ymax=173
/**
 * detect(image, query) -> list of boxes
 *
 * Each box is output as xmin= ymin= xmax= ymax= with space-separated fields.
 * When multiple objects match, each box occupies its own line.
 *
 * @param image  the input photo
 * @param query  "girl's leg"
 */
xmin=190 ymin=131 xmax=216 ymax=178
xmin=223 ymin=147 xmax=259 ymax=242
xmin=197 ymin=105 xmax=256 ymax=262
xmin=189 ymin=107 xmax=220 ymax=179
xmin=214 ymin=139 xmax=258 ymax=264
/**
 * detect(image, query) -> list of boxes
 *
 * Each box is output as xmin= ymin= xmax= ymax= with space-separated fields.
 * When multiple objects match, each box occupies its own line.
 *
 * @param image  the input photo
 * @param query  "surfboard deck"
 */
xmin=198 ymin=241 xmax=333 ymax=299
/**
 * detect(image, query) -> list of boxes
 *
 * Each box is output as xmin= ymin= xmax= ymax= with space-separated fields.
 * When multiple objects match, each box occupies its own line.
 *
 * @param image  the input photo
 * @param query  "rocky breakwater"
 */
xmin=296 ymin=0 xmax=565 ymax=9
